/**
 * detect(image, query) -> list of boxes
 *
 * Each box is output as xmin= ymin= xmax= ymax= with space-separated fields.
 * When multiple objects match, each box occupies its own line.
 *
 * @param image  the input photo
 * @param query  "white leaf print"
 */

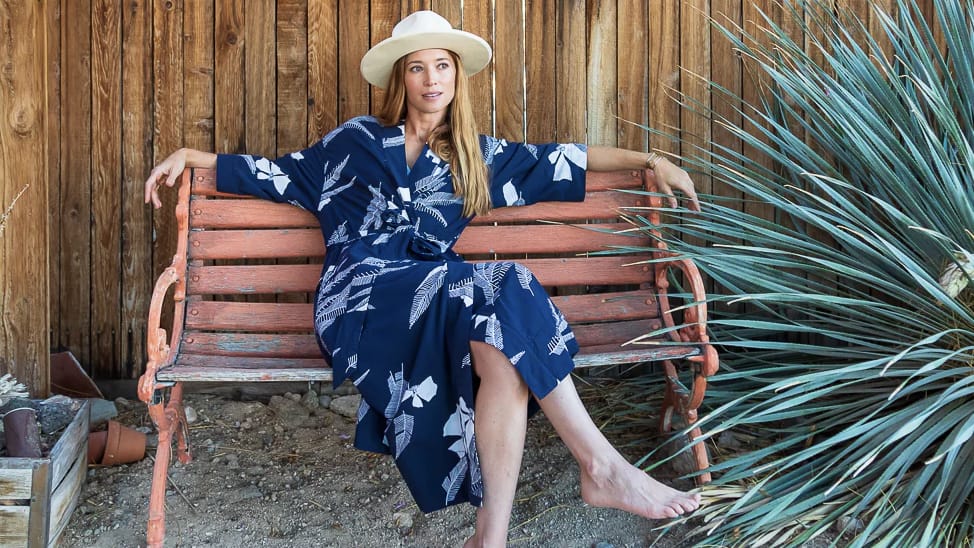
xmin=442 ymin=459 xmax=467 ymax=504
xmin=414 ymin=201 xmax=448 ymax=227
xmin=401 ymin=376 xmax=438 ymax=408
xmin=360 ymin=185 xmax=387 ymax=236
xmin=320 ymin=115 xmax=376 ymax=150
xmin=357 ymin=399 xmax=369 ymax=422
xmin=414 ymin=165 xmax=449 ymax=194
xmin=547 ymin=143 xmax=587 ymax=182
xmin=409 ymin=265 xmax=447 ymax=328
xmin=385 ymin=369 xmax=405 ymax=419
xmin=515 ymin=263 xmax=534 ymax=295
xmin=382 ymin=134 xmax=405 ymax=148
xmin=347 ymin=353 xmax=358 ymax=371
xmin=502 ymin=180 xmax=523 ymax=206
xmin=290 ymin=151 xmax=304 ymax=160
xmin=255 ymin=157 xmax=292 ymax=194
xmin=417 ymin=191 xmax=461 ymax=207
xmin=394 ymin=413 xmax=414 ymax=459
xmin=448 ymin=278 xmax=474 ymax=307
xmin=461 ymin=353 xmax=471 ymax=368
xmin=353 ymin=369 xmax=370 ymax=386
xmin=473 ymin=263 xmax=511 ymax=305
xmin=318 ymin=155 xmax=354 ymax=210
xmin=327 ymin=221 xmax=349 ymax=246
xmin=509 ymin=351 xmax=526 ymax=365
xmin=475 ymin=313 xmax=504 ymax=351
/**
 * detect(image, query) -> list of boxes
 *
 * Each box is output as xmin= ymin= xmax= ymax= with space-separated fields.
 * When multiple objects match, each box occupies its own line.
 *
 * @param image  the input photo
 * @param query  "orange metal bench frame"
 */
xmin=137 ymin=167 xmax=718 ymax=547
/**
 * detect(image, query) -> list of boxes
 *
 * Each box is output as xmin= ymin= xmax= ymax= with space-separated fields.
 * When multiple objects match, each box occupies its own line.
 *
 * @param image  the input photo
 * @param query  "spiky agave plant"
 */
xmin=625 ymin=0 xmax=974 ymax=545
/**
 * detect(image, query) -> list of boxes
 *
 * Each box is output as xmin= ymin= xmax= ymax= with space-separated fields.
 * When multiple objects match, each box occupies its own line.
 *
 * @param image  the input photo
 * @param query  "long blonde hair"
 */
xmin=376 ymin=52 xmax=491 ymax=217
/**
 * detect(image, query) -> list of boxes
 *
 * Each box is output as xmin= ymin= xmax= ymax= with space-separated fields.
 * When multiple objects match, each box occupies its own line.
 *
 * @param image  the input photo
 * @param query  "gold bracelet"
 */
xmin=645 ymin=152 xmax=663 ymax=170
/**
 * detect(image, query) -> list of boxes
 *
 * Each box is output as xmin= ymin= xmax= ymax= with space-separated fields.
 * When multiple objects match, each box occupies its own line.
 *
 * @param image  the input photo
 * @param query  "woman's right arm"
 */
xmin=144 ymin=148 xmax=217 ymax=209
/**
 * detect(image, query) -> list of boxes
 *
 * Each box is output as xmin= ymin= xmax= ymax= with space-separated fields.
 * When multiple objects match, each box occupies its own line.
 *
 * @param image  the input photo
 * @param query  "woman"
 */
xmin=145 ymin=11 xmax=701 ymax=547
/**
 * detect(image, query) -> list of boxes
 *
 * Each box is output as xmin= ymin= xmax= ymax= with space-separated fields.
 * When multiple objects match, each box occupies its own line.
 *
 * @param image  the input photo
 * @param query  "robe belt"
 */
xmin=376 ymin=206 xmax=455 ymax=261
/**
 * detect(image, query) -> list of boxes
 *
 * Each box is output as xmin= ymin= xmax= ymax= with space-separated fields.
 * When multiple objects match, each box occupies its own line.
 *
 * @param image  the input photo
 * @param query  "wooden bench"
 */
xmin=137 ymin=166 xmax=718 ymax=547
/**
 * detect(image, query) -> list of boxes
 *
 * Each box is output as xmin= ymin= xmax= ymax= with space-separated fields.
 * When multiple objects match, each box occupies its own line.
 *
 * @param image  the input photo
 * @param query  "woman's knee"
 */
xmin=470 ymin=341 xmax=529 ymax=397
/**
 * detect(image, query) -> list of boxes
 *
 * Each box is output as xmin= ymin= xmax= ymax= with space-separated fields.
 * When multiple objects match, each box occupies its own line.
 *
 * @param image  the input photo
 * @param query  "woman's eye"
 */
xmin=437 ymin=63 xmax=450 ymax=70
xmin=409 ymin=66 xmax=422 ymax=72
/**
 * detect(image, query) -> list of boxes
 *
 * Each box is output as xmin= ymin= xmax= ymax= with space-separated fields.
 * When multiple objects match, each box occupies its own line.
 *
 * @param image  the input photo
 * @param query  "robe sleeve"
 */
xmin=216 ymin=139 xmax=333 ymax=213
xmin=482 ymin=136 xmax=587 ymax=208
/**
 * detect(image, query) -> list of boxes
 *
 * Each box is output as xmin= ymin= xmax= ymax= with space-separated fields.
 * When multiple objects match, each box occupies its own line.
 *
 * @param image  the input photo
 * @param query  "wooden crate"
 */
xmin=0 ymin=400 xmax=89 ymax=547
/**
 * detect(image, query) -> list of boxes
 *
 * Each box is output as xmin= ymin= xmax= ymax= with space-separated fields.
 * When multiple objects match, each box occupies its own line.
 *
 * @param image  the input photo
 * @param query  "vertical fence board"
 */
xmin=215 ymin=0 xmax=245 ymax=153
xmin=462 ymin=2 xmax=493 ymax=134
xmin=649 ymin=0 xmax=680 ymax=158
xmin=616 ymin=0 xmax=645 ymax=150
xmin=245 ymin=0 xmax=276 ymax=157
xmin=47 ymin=1 xmax=62 ymax=352
xmin=91 ymin=0 xmax=122 ymax=378
xmin=586 ymin=0 xmax=617 ymax=148
xmin=277 ymin=0 xmax=308 ymax=154
xmin=121 ymin=0 xmax=154 ymax=378
xmin=338 ymin=0 xmax=369 ymax=120
xmin=711 ymin=0 xmax=742 ymax=204
xmin=681 ymin=0 xmax=711 ymax=198
xmin=308 ymin=0 xmax=339 ymax=141
xmin=369 ymin=0 xmax=398 ymax=111
xmin=740 ymin=0 xmax=776 ymax=224
xmin=0 ymin=1 xmax=50 ymax=396
xmin=184 ymin=1 xmax=215 ymax=152
xmin=59 ymin=0 xmax=92 ymax=368
xmin=494 ymin=1 xmax=525 ymax=142
xmin=525 ymin=0 xmax=556 ymax=142
xmin=556 ymin=0 xmax=586 ymax=142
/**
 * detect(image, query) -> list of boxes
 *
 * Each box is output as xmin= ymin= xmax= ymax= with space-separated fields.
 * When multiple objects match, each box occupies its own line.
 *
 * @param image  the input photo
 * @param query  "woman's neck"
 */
xmin=404 ymin=112 xmax=447 ymax=144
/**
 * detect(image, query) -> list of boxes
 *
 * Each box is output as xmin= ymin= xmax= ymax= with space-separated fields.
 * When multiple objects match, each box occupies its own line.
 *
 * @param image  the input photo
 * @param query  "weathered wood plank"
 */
xmin=0 ymin=0 xmax=50 ymax=394
xmin=159 ymin=363 xmax=333 ymax=382
xmin=573 ymin=345 xmax=700 ymax=368
xmin=308 ymin=0 xmax=339 ymax=142
xmin=47 ymin=0 xmax=63 ymax=352
xmin=121 ymin=0 xmax=154 ymax=378
xmin=741 ymin=0 xmax=777 ymax=224
xmin=92 ymin=0 xmax=123 ymax=378
xmin=616 ymin=0 xmax=645 ymax=150
xmin=338 ymin=0 xmax=369 ymax=120
xmin=190 ymin=229 xmax=325 ymax=259
xmin=186 ymin=302 xmax=313 ymax=331
xmin=455 ymin=223 xmax=645 ymax=255
xmin=369 ymin=0 xmax=398 ymax=109
xmin=215 ymin=0 xmax=246 ymax=153
xmin=59 ymin=0 xmax=93 ymax=370
xmin=711 ymin=0 xmax=743 ymax=228
xmin=681 ymin=0 xmax=711 ymax=200
xmin=648 ymin=0 xmax=680 ymax=158
xmin=246 ymin=0 xmax=277 ymax=157
xmin=48 ymin=450 xmax=86 ymax=545
xmin=586 ymin=0 xmax=617 ymax=147
xmin=184 ymin=0 xmax=214 ymax=152
xmin=572 ymin=318 xmax=663 ymax=347
xmin=462 ymin=1 xmax=493 ymax=133
xmin=277 ymin=0 xmax=309 ymax=156
xmin=494 ymin=0 xmax=524 ymax=142
xmin=524 ymin=0 xmax=556 ymax=142
xmin=182 ymin=332 xmax=322 ymax=358
xmin=0 ymin=507 xmax=30 ymax=544
xmin=48 ymin=401 xmax=90 ymax=487
xmin=0 ymin=469 xmax=32 ymax=500
xmin=556 ymin=0 xmax=586 ymax=142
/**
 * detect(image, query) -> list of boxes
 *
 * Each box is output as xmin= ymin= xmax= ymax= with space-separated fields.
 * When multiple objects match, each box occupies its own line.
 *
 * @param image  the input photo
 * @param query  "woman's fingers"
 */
xmin=143 ymin=150 xmax=185 ymax=209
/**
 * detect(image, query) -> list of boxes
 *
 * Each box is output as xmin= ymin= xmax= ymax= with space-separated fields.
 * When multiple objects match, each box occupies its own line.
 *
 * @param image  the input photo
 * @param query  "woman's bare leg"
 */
xmin=537 ymin=375 xmax=701 ymax=518
xmin=464 ymin=341 xmax=530 ymax=548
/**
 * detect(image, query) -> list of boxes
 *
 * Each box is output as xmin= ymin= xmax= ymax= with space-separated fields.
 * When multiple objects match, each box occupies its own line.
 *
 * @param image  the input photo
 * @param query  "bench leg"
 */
xmin=145 ymin=383 xmax=192 ymax=548
xmin=660 ymin=360 xmax=712 ymax=484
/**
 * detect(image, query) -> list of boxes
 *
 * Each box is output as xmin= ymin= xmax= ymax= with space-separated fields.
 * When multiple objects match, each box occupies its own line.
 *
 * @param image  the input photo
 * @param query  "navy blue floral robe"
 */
xmin=216 ymin=116 xmax=587 ymax=512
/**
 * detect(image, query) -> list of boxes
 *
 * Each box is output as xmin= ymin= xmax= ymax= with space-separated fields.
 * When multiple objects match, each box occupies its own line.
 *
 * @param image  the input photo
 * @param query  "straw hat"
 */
xmin=360 ymin=11 xmax=492 ymax=89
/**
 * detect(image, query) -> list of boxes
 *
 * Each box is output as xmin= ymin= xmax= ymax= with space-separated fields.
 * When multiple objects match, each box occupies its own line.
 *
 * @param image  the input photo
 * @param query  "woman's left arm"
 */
xmin=587 ymin=145 xmax=699 ymax=211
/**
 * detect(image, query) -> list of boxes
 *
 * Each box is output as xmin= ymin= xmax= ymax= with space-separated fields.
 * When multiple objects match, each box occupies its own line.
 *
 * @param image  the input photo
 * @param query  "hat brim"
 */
xmin=360 ymin=30 xmax=492 ymax=89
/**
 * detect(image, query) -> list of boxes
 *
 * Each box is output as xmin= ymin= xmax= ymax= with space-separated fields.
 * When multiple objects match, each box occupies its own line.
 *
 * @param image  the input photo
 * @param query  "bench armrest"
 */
xmin=138 ymin=170 xmax=193 ymax=403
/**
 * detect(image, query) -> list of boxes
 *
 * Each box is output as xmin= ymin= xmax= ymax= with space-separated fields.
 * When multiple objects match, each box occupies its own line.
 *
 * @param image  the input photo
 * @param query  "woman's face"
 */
xmin=402 ymin=49 xmax=456 ymax=118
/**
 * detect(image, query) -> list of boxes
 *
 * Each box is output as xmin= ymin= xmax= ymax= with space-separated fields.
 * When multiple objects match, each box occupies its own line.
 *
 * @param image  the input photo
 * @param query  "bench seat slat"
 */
xmin=573 ymin=345 xmax=701 ymax=368
xmin=187 ymin=256 xmax=654 ymax=295
xmin=572 ymin=318 xmax=663 ymax=347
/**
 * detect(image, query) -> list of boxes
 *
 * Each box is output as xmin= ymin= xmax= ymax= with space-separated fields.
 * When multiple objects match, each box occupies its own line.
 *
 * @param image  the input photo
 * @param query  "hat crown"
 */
xmin=392 ymin=11 xmax=453 ymax=38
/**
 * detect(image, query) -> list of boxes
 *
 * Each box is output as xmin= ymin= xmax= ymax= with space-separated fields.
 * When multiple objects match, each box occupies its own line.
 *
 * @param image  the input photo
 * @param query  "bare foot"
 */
xmin=580 ymin=457 xmax=701 ymax=519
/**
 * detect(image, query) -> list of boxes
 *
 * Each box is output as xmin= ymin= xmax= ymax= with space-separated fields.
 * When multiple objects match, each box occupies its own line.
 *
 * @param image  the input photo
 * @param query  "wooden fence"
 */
xmin=2 ymin=0 xmax=939 ymax=385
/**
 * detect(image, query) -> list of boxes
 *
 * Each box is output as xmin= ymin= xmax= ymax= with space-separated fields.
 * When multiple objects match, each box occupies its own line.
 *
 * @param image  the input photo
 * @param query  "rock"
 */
xmin=334 ymin=383 xmax=359 ymax=396
xmin=392 ymin=510 xmax=414 ymax=531
xmin=184 ymin=405 xmax=198 ymax=424
xmin=595 ymin=543 xmax=615 ymax=548
xmin=836 ymin=515 xmax=865 ymax=534
xmin=300 ymin=390 xmax=319 ymax=411
xmin=284 ymin=392 xmax=302 ymax=402
xmin=317 ymin=394 xmax=333 ymax=408
xmin=38 ymin=400 xmax=75 ymax=434
xmin=329 ymin=395 xmax=362 ymax=419
xmin=87 ymin=399 xmax=118 ymax=426
xmin=717 ymin=430 xmax=743 ymax=450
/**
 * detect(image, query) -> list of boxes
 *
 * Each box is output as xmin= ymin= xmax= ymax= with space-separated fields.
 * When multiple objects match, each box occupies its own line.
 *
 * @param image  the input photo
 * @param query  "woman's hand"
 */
xmin=143 ymin=148 xmax=217 ymax=209
xmin=144 ymin=149 xmax=188 ymax=209
xmin=653 ymin=158 xmax=699 ymax=211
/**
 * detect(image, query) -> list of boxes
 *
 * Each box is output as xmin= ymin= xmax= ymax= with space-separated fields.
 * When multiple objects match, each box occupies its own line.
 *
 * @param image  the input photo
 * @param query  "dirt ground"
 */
xmin=59 ymin=380 xmax=701 ymax=548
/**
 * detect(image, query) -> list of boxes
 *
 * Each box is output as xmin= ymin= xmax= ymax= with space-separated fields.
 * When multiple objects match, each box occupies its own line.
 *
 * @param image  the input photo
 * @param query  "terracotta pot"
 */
xmin=99 ymin=420 xmax=146 ymax=465
xmin=3 ymin=407 xmax=42 ymax=458
xmin=87 ymin=430 xmax=108 ymax=464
